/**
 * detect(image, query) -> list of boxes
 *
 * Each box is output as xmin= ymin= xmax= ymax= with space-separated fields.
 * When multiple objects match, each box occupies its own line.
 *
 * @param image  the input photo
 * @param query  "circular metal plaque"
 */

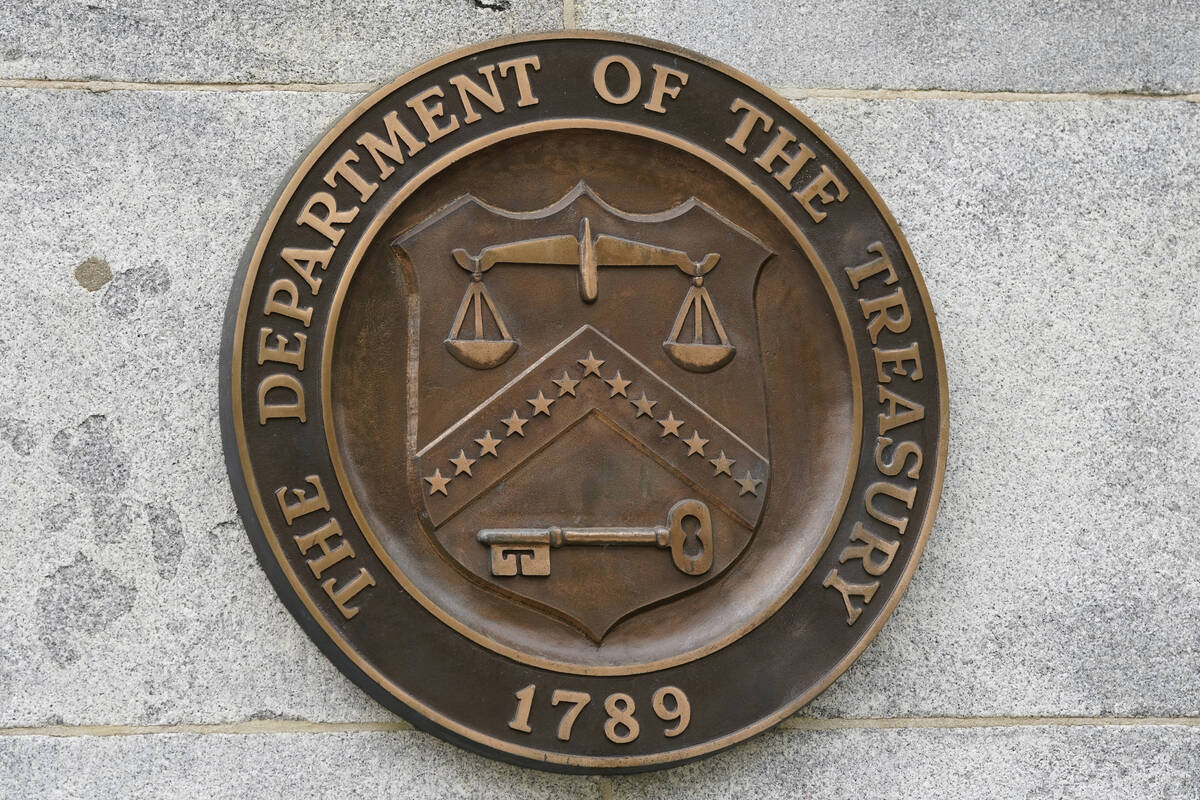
xmin=221 ymin=31 xmax=947 ymax=773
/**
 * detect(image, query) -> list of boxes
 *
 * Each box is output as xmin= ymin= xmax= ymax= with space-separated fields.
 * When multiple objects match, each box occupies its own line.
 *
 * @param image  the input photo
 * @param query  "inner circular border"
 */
xmin=223 ymin=31 xmax=949 ymax=770
xmin=321 ymin=119 xmax=863 ymax=675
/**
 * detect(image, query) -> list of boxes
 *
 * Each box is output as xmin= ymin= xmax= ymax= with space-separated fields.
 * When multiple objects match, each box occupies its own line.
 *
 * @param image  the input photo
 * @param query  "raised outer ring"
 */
xmin=221 ymin=30 xmax=949 ymax=772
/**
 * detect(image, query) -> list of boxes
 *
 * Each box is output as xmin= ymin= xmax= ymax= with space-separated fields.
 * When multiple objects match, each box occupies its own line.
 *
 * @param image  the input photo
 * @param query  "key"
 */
xmin=478 ymin=498 xmax=714 ymax=578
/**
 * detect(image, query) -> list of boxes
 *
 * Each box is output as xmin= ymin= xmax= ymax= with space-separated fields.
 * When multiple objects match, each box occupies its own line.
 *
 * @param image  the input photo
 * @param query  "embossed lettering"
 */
xmin=297 ymin=191 xmax=358 ymax=246
xmin=257 ymin=328 xmax=307 ymax=370
xmin=859 ymin=287 xmax=912 ymax=343
xmin=497 ymin=56 xmax=542 ymax=107
xmin=356 ymin=110 xmax=427 ymax=179
xmin=275 ymin=475 xmax=330 ymax=525
xmin=823 ymin=569 xmax=879 ymax=625
xmin=874 ymin=436 xmax=923 ymax=480
xmin=725 ymin=98 xmax=773 ymax=153
xmin=257 ymin=374 xmax=305 ymax=424
xmin=294 ymin=517 xmax=355 ymax=579
xmin=794 ymin=164 xmax=849 ymax=223
xmin=448 ymin=65 xmax=506 ymax=124
xmin=844 ymin=242 xmax=897 ymax=289
xmin=878 ymin=385 xmax=926 ymax=436
xmin=406 ymin=85 xmax=461 ymax=143
xmin=875 ymin=342 xmax=923 ymax=383
xmin=724 ymin=97 xmax=849 ymax=222
xmin=263 ymin=279 xmax=313 ymax=327
xmin=593 ymin=55 xmax=642 ymax=104
xmin=323 ymin=149 xmax=378 ymax=203
xmin=839 ymin=522 xmax=900 ymax=577
xmin=323 ymin=568 xmax=376 ymax=620
xmin=865 ymin=480 xmax=918 ymax=536
xmin=753 ymin=126 xmax=815 ymax=190
xmin=643 ymin=64 xmax=689 ymax=113
xmin=280 ymin=246 xmax=333 ymax=295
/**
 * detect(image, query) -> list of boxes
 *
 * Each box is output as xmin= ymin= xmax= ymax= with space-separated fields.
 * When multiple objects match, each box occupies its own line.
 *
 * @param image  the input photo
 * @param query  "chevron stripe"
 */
xmin=415 ymin=325 xmax=768 ymax=528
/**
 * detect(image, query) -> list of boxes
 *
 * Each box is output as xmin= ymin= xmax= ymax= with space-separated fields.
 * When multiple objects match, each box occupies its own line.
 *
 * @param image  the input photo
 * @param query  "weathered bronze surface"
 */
xmin=221 ymin=32 xmax=947 ymax=773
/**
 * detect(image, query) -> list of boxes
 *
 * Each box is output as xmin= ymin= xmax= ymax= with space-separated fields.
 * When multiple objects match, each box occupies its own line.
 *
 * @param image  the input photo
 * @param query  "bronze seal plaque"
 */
xmin=221 ymin=32 xmax=947 ymax=772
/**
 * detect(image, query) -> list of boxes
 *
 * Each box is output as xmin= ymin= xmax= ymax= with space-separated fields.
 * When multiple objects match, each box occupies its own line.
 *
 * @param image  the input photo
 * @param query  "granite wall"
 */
xmin=1 ymin=1 xmax=1197 ymax=797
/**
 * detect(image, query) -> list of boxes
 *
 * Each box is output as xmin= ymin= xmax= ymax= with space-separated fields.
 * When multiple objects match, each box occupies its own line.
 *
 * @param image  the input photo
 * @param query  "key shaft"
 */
xmin=478 ymin=498 xmax=713 ymax=577
xmin=477 ymin=525 xmax=671 ymax=549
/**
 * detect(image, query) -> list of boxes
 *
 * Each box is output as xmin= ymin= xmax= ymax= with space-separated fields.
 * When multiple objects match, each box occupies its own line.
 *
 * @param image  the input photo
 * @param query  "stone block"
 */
xmin=577 ymin=1 xmax=1200 ymax=93
xmin=0 ymin=0 xmax=563 ymax=84
xmin=611 ymin=725 xmax=1200 ymax=799
xmin=0 ymin=87 xmax=384 ymax=727
xmin=0 ymin=730 xmax=602 ymax=798
xmin=788 ymin=96 xmax=1200 ymax=719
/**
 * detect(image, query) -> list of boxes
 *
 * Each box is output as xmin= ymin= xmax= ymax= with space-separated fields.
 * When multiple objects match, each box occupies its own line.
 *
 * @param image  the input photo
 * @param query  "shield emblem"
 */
xmin=394 ymin=183 xmax=772 ymax=641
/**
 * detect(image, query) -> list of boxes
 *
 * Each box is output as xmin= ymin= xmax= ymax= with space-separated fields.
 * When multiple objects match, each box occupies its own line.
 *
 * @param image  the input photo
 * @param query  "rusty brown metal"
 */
xmin=220 ymin=31 xmax=948 ymax=773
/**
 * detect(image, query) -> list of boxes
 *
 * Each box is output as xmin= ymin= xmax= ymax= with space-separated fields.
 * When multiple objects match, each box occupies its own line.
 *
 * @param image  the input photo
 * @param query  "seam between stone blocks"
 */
xmin=0 ymin=78 xmax=379 ymax=93
xmin=1 ymin=716 xmax=1197 ymax=740
xmin=0 ymin=720 xmax=417 ymax=739
xmin=776 ymin=87 xmax=1200 ymax=103
xmin=1 ymin=77 xmax=1199 ymax=104
xmin=777 ymin=715 xmax=1200 ymax=731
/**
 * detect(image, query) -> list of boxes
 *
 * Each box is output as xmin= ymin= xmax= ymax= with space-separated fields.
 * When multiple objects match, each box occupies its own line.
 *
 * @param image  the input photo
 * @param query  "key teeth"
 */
xmin=489 ymin=544 xmax=552 ymax=577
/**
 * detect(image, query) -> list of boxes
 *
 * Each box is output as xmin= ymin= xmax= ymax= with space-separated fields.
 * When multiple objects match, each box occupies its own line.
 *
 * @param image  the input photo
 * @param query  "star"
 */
xmin=449 ymin=449 xmax=476 ymax=476
xmin=683 ymin=430 xmax=709 ymax=456
xmin=527 ymin=390 xmax=555 ymax=417
xmin=553 ymin=371 xmax=580 ymax=397
xmin=658 ymin=411 xmax=684 ymax=438
xmin=424 ymin=468 xmax=451 ymax=496
xmin=710 ymin=451 xmax=735 ymax=477
xmin=475 ymin=430 xmax=501 ymax=457
xmin=630 ymin=393 xmax=657 ymax=418
xmin=578 ymin=351 xmax=605 ymax=377
xmin=605 ymin=371 xmax=632 ymax=398
xmin=735 ymin=470 xmax=762 ymax=497
xmin=502 ymin=410 xmax=528 ymax=437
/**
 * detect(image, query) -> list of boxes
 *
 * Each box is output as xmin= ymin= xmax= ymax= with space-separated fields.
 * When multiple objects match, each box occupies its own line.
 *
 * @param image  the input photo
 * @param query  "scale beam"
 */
xmin=451 ymin=217 xmax=720 ymax=303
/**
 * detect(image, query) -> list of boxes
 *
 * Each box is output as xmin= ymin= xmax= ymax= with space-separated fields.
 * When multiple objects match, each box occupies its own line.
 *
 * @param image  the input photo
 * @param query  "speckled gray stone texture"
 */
xmin=789 ymin=96 xmax=1200 ymax=720
xmin=576 ymin=1 xmax=1200 ymax=93
xmin=2 ymin=85 xmax=1200 ymax=734
xmin=0 ymin=726 xmax=1195 ymax=797
xmin=0 ymin=731 xmax=602 ymax=798
xmin=0 ymin=88 xmax=387 ymax=727
xmin=610 ymin=726 xmax=1200 ymax=799
xmin=0 ymin=0 xmax=563 ymax=84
